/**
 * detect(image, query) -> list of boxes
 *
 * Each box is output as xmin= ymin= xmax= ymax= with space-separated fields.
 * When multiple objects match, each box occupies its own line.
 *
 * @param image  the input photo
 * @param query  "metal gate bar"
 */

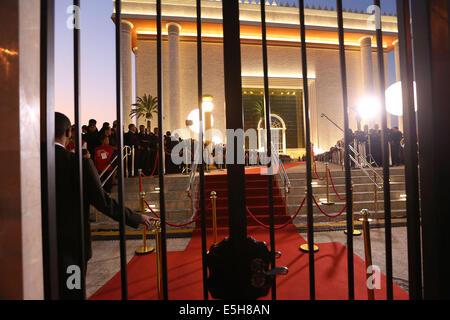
xmin=336 ymin=0 xmax=355 ymax=300
xmin=373 ymin=0 xmax=394 ymax=300
xmin=299 ymin=0 xmax=317 ymax=300
xmin=40 ymin=0 xmax=59 ymax=300
xmin=73 ymin=0 xmax=87 ymax=300
xmin=156 ymin=0 xmax=169 ymax=300
xmin=114 ymin=0 xmax=129 ymax=300
xmin=395 ymin=0 xmax=423 ymax=300
xmin=196 ymin=0 xmax=209 ymax=300
xmin=259 ymin=0 xmax=277 ymax=301
xmin=222 ymin=0 xmax=248 ymax=247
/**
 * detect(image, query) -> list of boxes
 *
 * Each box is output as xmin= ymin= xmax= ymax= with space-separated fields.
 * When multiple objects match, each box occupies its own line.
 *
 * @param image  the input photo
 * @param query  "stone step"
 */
xmin=288 ymin=174 xmax=404 ymax=185
xmin=289 ymin=182 xmax=405 ymax=193
xmin=286 ymin=199 xmax=406 ymax=215
xmin=290 ymin=208 xmax=406 ymax=225
xmin=286 ymin=190 xmax=405 ymax=203
xmin=287 ymin=167 xmax=405 ymax=179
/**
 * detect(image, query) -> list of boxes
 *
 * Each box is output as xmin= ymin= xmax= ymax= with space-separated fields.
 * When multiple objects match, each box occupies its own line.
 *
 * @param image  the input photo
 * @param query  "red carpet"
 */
xmin=90 ymin=170 xmax=409 ymax=300
xmin=90 ymin=225 xmax=408 ymax=300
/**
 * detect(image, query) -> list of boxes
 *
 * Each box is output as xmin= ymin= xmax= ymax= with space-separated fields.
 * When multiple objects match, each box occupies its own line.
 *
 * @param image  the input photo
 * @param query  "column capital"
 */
xmin=121 ymin=20 xmax=134 ymax=30
xmin=358 ymin=35 xmax=373 ymax=46
xmin=166 ymin=22 xmax=182 ymax=35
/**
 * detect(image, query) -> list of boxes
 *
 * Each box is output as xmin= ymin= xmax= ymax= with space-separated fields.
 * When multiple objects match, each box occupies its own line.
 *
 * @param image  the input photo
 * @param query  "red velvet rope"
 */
xmin=144 ymin=198 xmax=212 ymax=228
xmin=327 ymin=168 xmax=346 ymax=201
xmin=312 ymin=196 xmax=347 ymax=218
xmin=144 ymin=200 xmax=200 ymax=227
xmin=313 ymin=162 xmax=326 ymax=181
xmin=141 ymin=150 xmax=159 ymax=179
xmin=245 ymin=197 xmax=306 ymax=231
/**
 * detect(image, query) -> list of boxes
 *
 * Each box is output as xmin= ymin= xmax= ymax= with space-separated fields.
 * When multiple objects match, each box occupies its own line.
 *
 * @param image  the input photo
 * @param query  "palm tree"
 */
xmin=254 ymin=99 xmax=265 ymax=129
xmin=130 ymin=94 xmax=159 ymax=130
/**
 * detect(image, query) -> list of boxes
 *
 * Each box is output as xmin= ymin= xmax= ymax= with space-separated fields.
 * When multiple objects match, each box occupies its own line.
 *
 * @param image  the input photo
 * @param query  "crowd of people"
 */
xmin=316 ymin=124 xmax=405 ymax=167
xmin=65 ymin=119 xmax=196 ymax=191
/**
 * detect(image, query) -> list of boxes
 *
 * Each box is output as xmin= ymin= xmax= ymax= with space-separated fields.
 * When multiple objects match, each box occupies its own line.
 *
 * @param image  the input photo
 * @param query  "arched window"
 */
xmin=257 ymin=114 xmax=287 ymax=154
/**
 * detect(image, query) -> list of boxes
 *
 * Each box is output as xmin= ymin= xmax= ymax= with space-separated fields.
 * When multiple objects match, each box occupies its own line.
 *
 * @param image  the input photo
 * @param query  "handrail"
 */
xmin=100 ymin=146 xmax=132 ymax=188
xmin=99 ymin=146 xmax=132 ymax=179
xmin=186 ymin=161 xmax=198 ymax=196
xmin=271 ymin=142 xmax=290 ymax=193
xmin=186 ymin=144 xmax=201 ymax=197
xmin=337 ymin=146 xmax=383 ymax=189
xmin=321 ymin=112 xmax=383 ymax=188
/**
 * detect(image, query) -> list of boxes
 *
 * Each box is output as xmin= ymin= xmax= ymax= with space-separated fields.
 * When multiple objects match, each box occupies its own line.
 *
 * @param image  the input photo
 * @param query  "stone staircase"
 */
xmin=286 ymin=165 xmax=407 ymax=226
xmin=90 ymin=165 xmax=407 ymax=233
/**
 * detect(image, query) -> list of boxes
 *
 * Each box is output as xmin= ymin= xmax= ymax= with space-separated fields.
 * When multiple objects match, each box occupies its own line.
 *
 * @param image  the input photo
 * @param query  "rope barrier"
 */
xmin=312 ymin=196 xmax=347 ymax=218
xmin=144 ymin=198 xmax=212 ymax=228
xmin=327 ymin=168 xmax=346 ymax=201
xmin=245 ymin=197 xmax=306 ymax=231
xmin=313 ymin=162 xmax=326 ymax=181
xmin=141 ymin=150 xmax=159 ymax=179
xmin=144 ymin=200 xmax=200 ymax=227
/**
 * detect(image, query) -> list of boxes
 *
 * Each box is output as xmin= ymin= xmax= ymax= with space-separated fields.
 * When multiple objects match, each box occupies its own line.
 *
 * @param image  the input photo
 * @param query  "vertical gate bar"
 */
xmin=73 ymin=0 xmax=86 ymax=300
xmin=410 ymin=0 xmax=450 ymax=299
xmin=299 ymin=0 xmax=316 ymax=300
xmin=260 ymin=0 xmax=276 ymax=301
xmin=156 ymin=0 xmax=169 ymax=300
xmin=373 ymin=0 xmax=393 ymax=300
xmin=196 ymin=0 xmax=209 ymax=300
xmin=114 ymin=0 xmax=129 ymax=300
xmin=222 ymin=0 xmax=247 ymax=246
xmin=395 ymin=0 xmax=423 ymax=300
xmin=40 ymin=0 xmax=59 ymax=300
xmin=336 ymin=0 xmax=355 ymax=300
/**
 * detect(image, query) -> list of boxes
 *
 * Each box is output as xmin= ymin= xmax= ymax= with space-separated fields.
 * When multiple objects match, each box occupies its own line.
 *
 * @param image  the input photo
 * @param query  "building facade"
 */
xmin=117 ymin=0 xmax=398 ymax=157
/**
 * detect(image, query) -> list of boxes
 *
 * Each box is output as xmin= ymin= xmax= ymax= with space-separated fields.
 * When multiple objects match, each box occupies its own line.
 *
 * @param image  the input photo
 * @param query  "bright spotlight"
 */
xmin=385 ymin=81 xmax=417 ymax=116
xmin=187 ymin=109 xmax=201 ymax=133
xmin=212 ymin=136 xmax=223 ymax=145
xmin=313 ymin=146 xmax=324 ymax=155
xmin=202 ymin=95 xmax=214 ymax=112
xmin=357 ymin=96 xmax=381 ymax=120
xmin=187 ymin=109 xmax=214 ymax=134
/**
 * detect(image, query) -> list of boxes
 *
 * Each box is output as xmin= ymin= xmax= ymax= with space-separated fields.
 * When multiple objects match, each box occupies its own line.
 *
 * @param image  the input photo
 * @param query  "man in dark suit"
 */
xmin=124 ymin=124 xmax=142 ymax=175
xmin=389 ymin=127 xmax=404 ymax=166
xmin=54 ymin=112 xmax=154 ymax=299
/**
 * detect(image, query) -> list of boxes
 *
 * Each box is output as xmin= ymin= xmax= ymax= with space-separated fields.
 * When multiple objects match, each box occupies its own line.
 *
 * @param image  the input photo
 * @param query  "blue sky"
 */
xmin=55 ymin=0 xmax=398 ymax=126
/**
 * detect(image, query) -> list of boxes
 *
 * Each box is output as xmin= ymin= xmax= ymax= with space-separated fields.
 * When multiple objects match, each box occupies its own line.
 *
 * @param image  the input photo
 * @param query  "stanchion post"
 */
xmin=135 ymin=169 xmax=155 ymax=255
xmin=360 ymin=209 xmax=375 ymax=300
xmin=373 ymin=173 xmax=378 ymax=215
xmin=344 ymin=182 xmax=362 ymax=236
xmin=131 ymin=145 xmax=135 ymax=177
xmin=299 ymin=190 xmax=319 ymax=253
xmin=125 ymin=147 xmax=129 ymax=178
xmin=321 ymin=162 xmax=334 ymax=205
xmin=210 ymin=191 xmax=218 ymax=245
xmin=154 ymin=221 xmax=163 ymax=299
xmin=184 ymin=150 xmax=189 ymax=175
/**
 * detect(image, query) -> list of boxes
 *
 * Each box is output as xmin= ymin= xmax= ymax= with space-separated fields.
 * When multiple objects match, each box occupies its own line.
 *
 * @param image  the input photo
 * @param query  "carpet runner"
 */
xmin=90 ymin=168 xmax=409 ymax=300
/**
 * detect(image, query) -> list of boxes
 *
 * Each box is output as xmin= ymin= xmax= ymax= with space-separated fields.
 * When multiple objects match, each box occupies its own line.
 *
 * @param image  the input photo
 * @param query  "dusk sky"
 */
xmin=55 ymin=0 xmax=398 ymax=126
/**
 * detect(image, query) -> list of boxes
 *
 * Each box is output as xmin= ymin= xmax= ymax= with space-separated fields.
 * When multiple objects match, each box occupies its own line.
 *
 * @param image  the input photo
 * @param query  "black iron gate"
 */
xmin=39 ymin=0 xmax=449 ymax=300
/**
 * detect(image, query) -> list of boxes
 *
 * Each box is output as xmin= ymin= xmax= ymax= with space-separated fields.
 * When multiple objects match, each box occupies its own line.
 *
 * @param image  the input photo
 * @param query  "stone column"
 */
xmin=359 ymin=36 xmax=375 ymax=93
xmin=121 ymin=21 xmax=133 ymax=128
xmin=167 ymin=23 xmax=182 ymax=132
xmin=359 ymin=36 xmax=375 ymax=129
xmin=393 ymin=39 xmax=403 ymax=132
xmin=0 ymin=0 xmax=43 ymax=299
